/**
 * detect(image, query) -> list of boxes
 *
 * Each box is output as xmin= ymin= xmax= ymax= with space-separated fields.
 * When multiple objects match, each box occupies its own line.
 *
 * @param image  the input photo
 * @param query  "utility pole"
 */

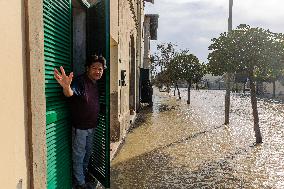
xmin=224 ymin=0 xmax=233 ymax=125
xmin=228 ymin=0 xmax=233 ymax=31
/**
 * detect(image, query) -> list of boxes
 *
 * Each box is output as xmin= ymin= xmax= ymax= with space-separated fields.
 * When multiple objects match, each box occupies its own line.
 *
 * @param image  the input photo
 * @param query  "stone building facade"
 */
xmin=110 ymin=0 xmax=158 ymax=142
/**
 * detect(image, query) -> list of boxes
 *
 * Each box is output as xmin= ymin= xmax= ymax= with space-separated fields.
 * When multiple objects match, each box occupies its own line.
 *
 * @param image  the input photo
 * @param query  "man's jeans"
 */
xmin=72 ymin=128 xmax=95 ymax=185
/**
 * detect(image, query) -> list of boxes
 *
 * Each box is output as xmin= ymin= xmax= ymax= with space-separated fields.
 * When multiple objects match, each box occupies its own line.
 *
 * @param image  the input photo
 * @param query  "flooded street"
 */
xmin=110 ymin=89 xmax=284 ymax=189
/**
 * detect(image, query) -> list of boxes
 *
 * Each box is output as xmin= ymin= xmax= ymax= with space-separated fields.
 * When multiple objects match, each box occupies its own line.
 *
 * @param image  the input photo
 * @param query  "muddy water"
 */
xmin=110 ymin=89 xmax=284 ymax=189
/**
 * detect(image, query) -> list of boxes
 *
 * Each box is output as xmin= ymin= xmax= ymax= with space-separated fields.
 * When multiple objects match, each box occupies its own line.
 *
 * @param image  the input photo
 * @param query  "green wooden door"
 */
xmin=43 ymin=0 xmax=73 ymax=188
xmin=87 ymin=0 xmax=110 ymax=188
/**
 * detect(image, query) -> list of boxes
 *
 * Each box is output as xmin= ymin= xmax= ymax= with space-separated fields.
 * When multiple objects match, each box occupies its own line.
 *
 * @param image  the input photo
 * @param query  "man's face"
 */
xmin=87 ymin=62 xmax=104 ymax=81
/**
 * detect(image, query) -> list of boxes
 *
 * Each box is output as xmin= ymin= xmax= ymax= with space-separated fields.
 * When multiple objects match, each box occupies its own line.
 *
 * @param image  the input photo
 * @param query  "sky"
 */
xmin=145 ymin=0 xmax=284 ymax=63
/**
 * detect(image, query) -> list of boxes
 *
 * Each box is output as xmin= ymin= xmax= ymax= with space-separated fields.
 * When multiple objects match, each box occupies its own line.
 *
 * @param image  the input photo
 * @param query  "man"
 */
xmin=54 ymin=55 xmax=106 ymax=189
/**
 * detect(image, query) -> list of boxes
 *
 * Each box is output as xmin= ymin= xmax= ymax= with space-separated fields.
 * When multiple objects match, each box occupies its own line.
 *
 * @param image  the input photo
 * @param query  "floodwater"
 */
xmin=110 ymin=89 xmax=284 ymax=189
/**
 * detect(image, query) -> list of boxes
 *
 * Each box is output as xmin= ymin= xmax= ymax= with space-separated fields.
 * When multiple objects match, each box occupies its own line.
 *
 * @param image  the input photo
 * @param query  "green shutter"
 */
xmin=43 ymin=0 xmax=73 ymax=188
xmin=87 ymin=0 xmax=110 ymax=188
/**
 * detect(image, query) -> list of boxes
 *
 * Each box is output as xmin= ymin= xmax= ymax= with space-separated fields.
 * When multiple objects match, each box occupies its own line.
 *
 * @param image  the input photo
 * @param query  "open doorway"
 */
xmin=44 ymin=0 xmax=110 ymax=188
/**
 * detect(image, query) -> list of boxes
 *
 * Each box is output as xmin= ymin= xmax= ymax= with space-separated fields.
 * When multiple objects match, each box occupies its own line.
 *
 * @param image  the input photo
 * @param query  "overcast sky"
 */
xmin=145 ymin=0 xmax=284 ymax=63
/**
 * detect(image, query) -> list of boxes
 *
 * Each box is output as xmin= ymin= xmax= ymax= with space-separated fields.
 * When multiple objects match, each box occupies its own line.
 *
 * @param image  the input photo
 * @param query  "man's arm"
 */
xmin=54 ymin=66 xmax=74 ymax=97
xmin=62 ymin=85 xmax=74 ymax=97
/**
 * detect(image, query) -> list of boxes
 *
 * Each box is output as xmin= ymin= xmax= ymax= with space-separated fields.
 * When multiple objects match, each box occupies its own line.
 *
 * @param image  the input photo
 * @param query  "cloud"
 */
xmin=146 ymin=0 xmax=284 ymax=62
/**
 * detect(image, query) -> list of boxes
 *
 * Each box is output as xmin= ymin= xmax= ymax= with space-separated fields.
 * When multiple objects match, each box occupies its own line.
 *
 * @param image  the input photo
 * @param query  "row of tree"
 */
xmin=151 ymin=24 xmax=284 ymax=145
xmin=151 ymin=43 xmax=206 ymax=104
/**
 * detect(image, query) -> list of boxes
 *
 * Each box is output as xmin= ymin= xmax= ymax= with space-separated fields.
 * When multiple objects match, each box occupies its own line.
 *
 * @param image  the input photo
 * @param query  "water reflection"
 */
xmin=110 ymin=89 xmax=284 ymax=189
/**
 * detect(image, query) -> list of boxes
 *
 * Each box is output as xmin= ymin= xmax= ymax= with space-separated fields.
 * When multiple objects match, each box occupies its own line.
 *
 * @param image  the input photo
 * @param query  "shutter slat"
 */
xmin=44 ymin=34 xmax=70 ymax=50
xmin=44 ymin=39 xmax=69 ymax=52
xmin=43 ymin=16 xmax=69 ymax=35
xmin=43 ymin=1 xmax=70 ymax=22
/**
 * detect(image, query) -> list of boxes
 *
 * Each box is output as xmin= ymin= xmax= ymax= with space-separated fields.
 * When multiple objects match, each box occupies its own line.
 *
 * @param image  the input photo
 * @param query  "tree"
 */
xmin=152 ymin=70 xmax=172 ymax=92
xmin=167 ymin=55 xmax=182 ymax=99
xmin=254 ymin=33 xmax=284 ymax=97
xmin=171 ymin=51 xmax=205 ymax=104
xmin=151 ymin=42 xmax=177 ymax=92
xmin=151 ymin=42 xmax=177 ymax=74
xmin=207 ymin=24 xmax=284 ymax=144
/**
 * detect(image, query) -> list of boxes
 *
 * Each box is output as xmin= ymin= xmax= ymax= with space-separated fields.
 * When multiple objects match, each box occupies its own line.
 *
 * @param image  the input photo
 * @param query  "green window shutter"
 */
xmin=88 ymin=74 xmax=110 ymax=188
xmin=87 ymin=0 xmax=110 ymax=188
xmin=43 ymin=0 xmax=73 ymax=188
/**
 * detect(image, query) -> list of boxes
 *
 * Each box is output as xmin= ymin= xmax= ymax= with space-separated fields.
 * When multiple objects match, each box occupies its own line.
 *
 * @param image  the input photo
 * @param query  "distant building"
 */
xmin=262 ymin=81 xmax=284 ymax=99
xmin=200 ymin=74 xmax=225 ymax=89
xmin=143 ymin=14 xmax=159 ymax=70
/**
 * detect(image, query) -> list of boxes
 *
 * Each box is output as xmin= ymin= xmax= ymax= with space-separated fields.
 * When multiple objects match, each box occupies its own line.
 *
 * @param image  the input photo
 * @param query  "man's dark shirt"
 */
xmin=70 ymin=73 xmax=100 ymax=129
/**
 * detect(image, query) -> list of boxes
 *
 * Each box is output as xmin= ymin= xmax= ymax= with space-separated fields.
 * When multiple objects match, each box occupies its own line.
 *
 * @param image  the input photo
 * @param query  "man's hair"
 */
xmin=85 ymin=54 xmax=107 ymax=69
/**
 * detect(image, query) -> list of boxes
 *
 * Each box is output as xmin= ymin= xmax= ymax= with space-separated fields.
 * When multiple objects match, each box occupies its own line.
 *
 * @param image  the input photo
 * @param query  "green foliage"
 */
xmin=151 ymin=42 xmax=178 ymax=88
xmin=151 ymin=42 xmax=177 ymax=76
xmin=170 ymin=51 xmax=206 ymax=84
xmin=152 ymin=70 xmax=172 ymax=88
xmin=207 ymin=24 xmax=284 ymax=79
xmin=166 ymin=54 xmax=182 ymax=83
xmin=151 ymin=42 xmax=206 ymax=88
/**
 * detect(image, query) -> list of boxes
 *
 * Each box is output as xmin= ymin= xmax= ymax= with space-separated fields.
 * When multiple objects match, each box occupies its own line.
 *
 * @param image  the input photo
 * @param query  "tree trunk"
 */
xmin=177 ymin=84 xmax=181 ymax=99
xmin=243 ymin=82 xmax=246 ymax=94
xmin=256 ymin=81 xmax=259 ymax=95
xmin=273 ymin=80 xmax=276 ymax=98
xmin=249 ymin=75 xmax=263 ymax=144
xmin=187 ymin=81 xmax=191 ymax=104
xmin=224 ymin=73 xmax=231 ymax=125
xmin=174 ymin=83 xmax=176 ymax=96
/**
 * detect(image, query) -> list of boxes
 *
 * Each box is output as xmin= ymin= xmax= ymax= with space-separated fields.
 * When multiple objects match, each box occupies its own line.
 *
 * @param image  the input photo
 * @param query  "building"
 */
xmin=143 ymin=14 xmax=159 ymax=70
xmin=199 ymin=74 xmax=225 ymax=89
xmin=109 ymin=0 xmax=158 ymax=142
xmin=262 ymin=81 xmax=284 ymax=99
xmin=140 ymin=14 xmax=159 ymax=103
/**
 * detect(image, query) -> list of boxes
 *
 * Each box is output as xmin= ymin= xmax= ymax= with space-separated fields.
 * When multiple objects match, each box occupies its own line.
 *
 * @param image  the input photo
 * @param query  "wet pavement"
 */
xmin=110 ymin=88 xmax=284 ymax=189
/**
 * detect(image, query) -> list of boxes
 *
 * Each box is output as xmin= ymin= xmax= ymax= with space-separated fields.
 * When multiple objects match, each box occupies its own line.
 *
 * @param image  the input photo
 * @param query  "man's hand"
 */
xmin=54 ymin=66 xmax=73 ymax=88
xmin=54 ymin=66 xmax=74 ymax=97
